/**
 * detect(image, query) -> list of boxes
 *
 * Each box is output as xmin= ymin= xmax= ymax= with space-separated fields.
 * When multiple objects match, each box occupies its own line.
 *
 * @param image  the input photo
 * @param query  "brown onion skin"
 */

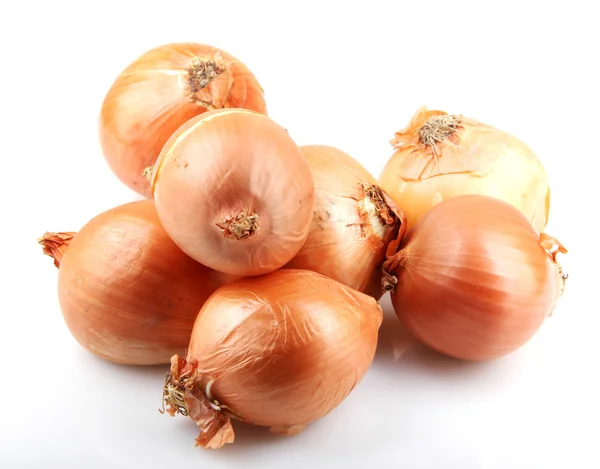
xmin=151 ymin=109 xmax=315 ymax=277
xmin=386 ymin=195 xmax=565 ymax=361
xmin=99 ymin=43 xmax=267 ymax=198
xmin=185 ymin=269 xmax=382 ymax=434
xmin=286 ymin=145 xmax=404 ymax=299
xmin=44 ymin=200 xmax=234 ymax=365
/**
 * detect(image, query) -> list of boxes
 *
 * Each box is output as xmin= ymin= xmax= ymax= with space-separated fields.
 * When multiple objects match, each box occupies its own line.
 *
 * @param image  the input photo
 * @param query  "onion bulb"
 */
xmin=161 ymin=269 xmax=382 ymax=449
xmin=285 ymin=145 xmax=405 ymax=299
xmin=151 ymin=109 xmax=314 ymax=277
xmin=39 ymin=200 xmax=234 ymax=365
xmin=378 ymin=106 xmax=550 ymax=232
xmin=99 ymin=42 xmax=267 ymax=197
xmin=383 ymin=194 xmax=567 ymax=361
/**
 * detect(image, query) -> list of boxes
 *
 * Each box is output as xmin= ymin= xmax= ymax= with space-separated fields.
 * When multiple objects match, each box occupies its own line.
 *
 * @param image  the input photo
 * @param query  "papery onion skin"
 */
xmin=285 ymin=145 xmax=405 ymax=299
xmin=384 ymin=194 xmax=566 ymax=361
xmin=378 ymin=106 xmax=550 ymax=233
xmin=99 ymin=42 xmax=267 ymax=197
xmin=39 ymin=232 xmax=75 ymax=268
xmin=162 ymin=269 xmax=382 ymax=448
xmin=151 ymin=109 xmax=315 ymax=277
xmin=40 ymin=200 xmax=234 ymax=365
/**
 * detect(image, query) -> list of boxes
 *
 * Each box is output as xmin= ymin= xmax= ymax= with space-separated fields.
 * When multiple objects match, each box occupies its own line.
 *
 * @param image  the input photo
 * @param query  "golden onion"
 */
xmin=378 ymin=106 xmax=550 ymax=233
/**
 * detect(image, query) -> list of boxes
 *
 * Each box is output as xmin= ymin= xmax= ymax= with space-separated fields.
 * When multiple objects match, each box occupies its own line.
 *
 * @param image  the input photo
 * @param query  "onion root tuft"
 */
xmin=215 ymin=211 xmax=260 ymax=240
xmin=188 ymin=54 xmax=226 ymax=98
xmin=419 ymin=114 xmax=462 ymax=154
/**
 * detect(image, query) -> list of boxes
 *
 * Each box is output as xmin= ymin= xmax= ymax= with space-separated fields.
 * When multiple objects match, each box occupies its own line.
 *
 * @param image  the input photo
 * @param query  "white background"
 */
xmin=1 ymin=1 xmax=599 ymax=468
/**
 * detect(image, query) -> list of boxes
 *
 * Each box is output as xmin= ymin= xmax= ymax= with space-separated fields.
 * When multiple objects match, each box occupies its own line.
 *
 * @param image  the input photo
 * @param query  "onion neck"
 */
xmin=39 ymin=232 xmax=76 ymax=268
xmin=381 ymin=249 xmax=408 ymax=292
xmin=161 ymin=355 xmax=236 ymax=449
xmin=215 ymin=211 xmax=260 ymax=240
xmin=358 ymin=183 xmax=407 ymax=293
xmin=381 ymin=268 xmax=398 ymax=292
xmin=359 ymin=183 xmax=405 ymax=242
xmin=360 ymin=184 xmax=391 ymax=239
xmin=361 ymin=183 xmax=398 ymax=228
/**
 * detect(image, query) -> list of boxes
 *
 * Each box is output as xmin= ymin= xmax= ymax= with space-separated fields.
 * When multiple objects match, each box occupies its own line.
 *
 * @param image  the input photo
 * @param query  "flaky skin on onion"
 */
xmin=378 ymin=106 xmax=550 ymax=233
xmin=286 ymin=145 xmax=406 ymax=299
xmin=161 ymin=269 xmax=383 ymax=449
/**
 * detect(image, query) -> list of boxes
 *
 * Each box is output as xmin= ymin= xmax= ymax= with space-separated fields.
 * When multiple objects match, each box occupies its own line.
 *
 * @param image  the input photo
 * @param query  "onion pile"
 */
xmin=40 ymin=40 xmax=569 ymax=450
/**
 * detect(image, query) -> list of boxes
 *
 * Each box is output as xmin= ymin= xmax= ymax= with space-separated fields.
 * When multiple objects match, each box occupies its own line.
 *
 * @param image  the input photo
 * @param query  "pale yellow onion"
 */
xmin=378 ymin=106 xmax=550 ymax=232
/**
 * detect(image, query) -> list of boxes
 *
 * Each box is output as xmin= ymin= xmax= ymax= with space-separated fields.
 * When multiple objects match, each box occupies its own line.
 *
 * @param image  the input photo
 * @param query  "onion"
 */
xmin=39 ymin=200 xmax=234 ymax=365
xmin=383 ymin=194 xmax=567 ymax=361
xmin=378 ymin=106 xmax=550 ymax=232
xmin=151 ymin=109 xmax=315 ymax=277
xmin=99 ymin=42 xmax=267 ymax=197
xmin=161 ymin=269 xmax=382 ymax=449
xmin=285 ymin=145 xmax=405 ymax=299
